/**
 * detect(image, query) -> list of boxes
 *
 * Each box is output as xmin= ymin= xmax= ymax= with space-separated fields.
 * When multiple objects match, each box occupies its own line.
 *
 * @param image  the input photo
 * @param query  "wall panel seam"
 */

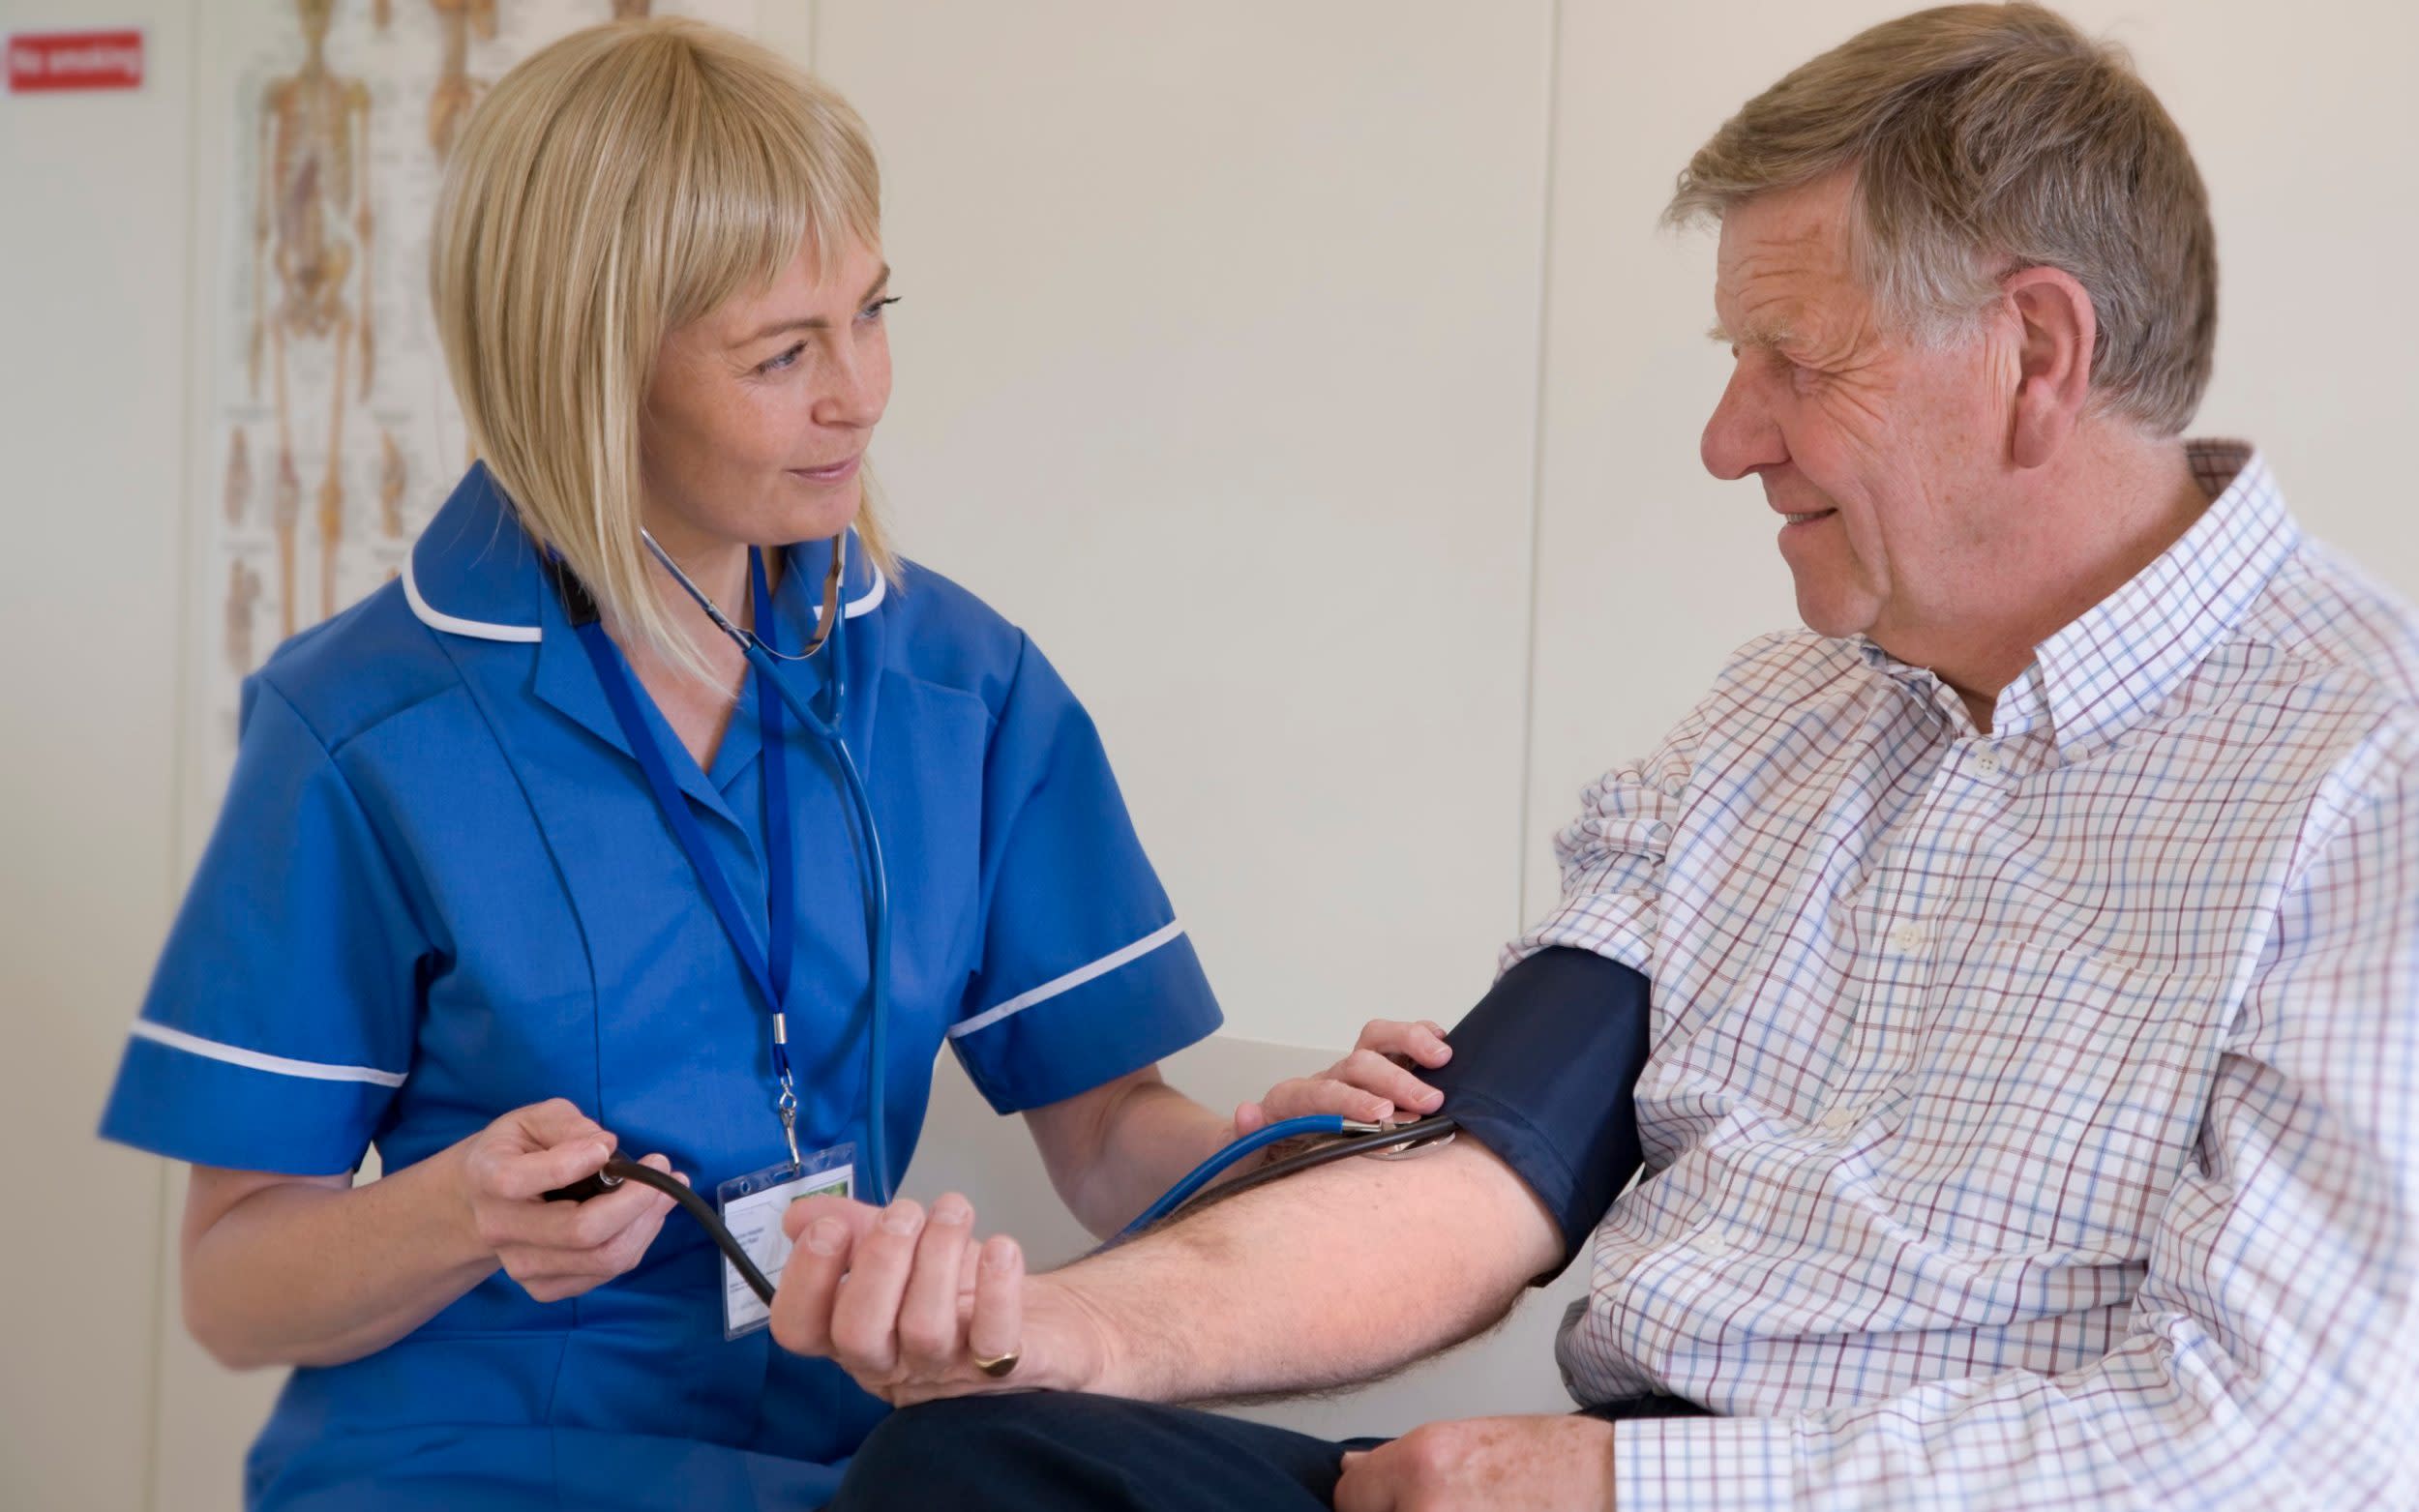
xmin=1514 ymin=0 xmax=1568 ymax=936
xmin=148 ymin=2 xmax=209 ymax=1505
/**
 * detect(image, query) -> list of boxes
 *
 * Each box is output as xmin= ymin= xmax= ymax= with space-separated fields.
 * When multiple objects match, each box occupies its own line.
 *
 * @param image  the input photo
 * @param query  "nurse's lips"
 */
xmin=789 ymin=454 xmax=862 ymax=485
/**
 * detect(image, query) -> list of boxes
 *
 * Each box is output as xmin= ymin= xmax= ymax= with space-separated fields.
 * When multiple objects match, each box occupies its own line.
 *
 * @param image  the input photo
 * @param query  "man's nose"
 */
xmin=1700 ymin=362 xmax=1785 ymax=482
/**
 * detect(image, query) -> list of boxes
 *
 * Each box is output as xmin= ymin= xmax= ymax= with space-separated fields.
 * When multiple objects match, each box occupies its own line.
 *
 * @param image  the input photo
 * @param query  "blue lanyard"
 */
xmin=573 ymin=550 xmax=807 ymax=1169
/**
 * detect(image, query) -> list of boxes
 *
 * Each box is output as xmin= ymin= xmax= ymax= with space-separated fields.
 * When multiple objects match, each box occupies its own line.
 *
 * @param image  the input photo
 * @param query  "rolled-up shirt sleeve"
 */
xmin=1508 ymin=703 xmax=1710 ymax=978
xmin=1615 ymin=728 xmax=2419 ymax=1509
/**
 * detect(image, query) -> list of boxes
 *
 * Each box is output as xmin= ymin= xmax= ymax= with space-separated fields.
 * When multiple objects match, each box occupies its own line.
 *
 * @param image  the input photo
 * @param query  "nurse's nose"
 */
xmin=814 ymin=338 xmax=886 ymax=431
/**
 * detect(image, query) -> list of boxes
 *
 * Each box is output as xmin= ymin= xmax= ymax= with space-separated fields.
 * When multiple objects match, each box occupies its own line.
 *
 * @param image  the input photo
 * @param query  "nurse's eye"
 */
xmin=757 ymin=341 xmax=808 ymax=375
xmin=858 ymin=294 xmax=901 ymax=324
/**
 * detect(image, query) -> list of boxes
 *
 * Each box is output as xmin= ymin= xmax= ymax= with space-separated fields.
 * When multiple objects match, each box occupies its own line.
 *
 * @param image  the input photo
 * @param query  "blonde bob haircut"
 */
xmin=1668 ymin=2 xmax=2217 ymax=436
xmin=431 ymin=16 xmax=895 ymax=668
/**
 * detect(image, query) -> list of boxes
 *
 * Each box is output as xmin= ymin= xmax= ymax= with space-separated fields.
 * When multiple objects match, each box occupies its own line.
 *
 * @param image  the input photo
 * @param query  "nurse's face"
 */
xmin=639 ymin=237 xmax=895 ymax=555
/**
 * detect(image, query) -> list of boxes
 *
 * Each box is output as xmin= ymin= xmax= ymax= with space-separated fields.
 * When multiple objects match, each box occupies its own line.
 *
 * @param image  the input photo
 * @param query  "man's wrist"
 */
xmin=1598 ymin=1414 xmax=1618 ymax=1509
xmin=1030 ymin=1270 xmax=1146 ymax=1399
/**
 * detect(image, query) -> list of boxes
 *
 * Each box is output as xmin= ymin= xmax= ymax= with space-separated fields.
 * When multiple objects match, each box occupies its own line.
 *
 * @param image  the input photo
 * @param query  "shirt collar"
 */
xmin=401 ymin=462 xmax=547 ymax=642
xmin=2033 ymin=439 xmax=2295 ymax=759
xmin=1853 ymin=440 xmax=2298 ymax=759
xmin=402 ymin=460 xmax=889 ymax=644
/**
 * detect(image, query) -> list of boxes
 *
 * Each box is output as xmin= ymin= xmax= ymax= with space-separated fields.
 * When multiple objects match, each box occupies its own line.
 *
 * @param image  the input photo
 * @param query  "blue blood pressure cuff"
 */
xmin=1424 ymin=947 xmax=1652 ymax=1282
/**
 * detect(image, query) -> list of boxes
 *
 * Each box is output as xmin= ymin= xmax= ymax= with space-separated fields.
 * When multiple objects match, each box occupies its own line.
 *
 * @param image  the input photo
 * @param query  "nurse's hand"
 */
xmin=455 ymin=1098 xmax=686 ymax=1304
xmin=768 ymin=1192 xmax=1111 ymax=1407
xmin=1232 ymin=1018 xmax=1452 ymax=1135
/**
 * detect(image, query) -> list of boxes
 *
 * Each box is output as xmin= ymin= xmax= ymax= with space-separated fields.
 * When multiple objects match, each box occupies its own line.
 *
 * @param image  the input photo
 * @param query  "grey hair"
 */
xmin=1668 ymin=3 xmax=2217 ymax=434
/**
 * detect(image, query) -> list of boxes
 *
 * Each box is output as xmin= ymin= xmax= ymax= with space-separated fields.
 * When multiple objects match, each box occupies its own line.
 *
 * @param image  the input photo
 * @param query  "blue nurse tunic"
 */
xmin=98 ymin=463 xmax=1224 ymax=1510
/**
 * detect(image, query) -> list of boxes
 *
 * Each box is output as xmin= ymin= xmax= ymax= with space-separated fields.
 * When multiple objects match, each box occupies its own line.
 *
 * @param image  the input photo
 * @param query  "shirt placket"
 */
xmin=1837 ymin=690 xmax=1966 ymax=1128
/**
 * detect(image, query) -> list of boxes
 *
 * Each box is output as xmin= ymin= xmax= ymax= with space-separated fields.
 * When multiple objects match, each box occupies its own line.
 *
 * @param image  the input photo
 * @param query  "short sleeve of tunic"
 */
xmin=945 ymin=635 xmax=1222 ymax=1112
xmin=98 ymin=677 xmax=429 ymax=1174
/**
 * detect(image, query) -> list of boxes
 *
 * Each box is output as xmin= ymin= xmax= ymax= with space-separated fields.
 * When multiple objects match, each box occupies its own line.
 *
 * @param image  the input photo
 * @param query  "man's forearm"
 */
xmin=1055 ymin=1136 xmax=1561 ymax=1404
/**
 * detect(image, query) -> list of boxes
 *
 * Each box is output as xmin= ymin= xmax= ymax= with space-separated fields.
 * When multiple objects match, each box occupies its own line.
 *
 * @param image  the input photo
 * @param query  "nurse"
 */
xmin=98 ymin=18 xmax=1445 ymax=1510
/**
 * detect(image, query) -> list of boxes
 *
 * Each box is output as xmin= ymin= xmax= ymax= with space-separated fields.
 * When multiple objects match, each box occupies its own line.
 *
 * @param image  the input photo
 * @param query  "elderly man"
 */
xmin=774 ymin=5 xmax=2419 ymax=1507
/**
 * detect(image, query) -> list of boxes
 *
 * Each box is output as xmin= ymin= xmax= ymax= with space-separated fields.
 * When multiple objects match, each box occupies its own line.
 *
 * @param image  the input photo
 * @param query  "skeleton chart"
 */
xmin=191 ymin=0 xmax=757 ymax=825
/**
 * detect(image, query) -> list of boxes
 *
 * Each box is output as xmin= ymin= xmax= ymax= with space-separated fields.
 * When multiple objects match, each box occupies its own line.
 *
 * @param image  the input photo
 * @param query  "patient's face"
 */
xmin=1698 ymin=172 xmax=2021 ymax=662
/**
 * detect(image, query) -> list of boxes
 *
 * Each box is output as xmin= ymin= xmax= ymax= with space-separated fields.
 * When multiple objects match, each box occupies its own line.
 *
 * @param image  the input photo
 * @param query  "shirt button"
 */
xmin=1973 ymin=746 xmax=2001 ymax=775
xmin=1891 ymin=921 xmax=1926 ymax=953
xmin=1821 ymin=1106 xmax=1859 ymax=1134
xmin=1690 ymin=1226 xmax=1732 ymax=1259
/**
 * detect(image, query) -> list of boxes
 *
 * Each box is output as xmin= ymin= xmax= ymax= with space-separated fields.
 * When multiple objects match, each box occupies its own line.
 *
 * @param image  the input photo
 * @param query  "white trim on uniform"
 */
xmin=949 ymin=920 xmax=1187 ymax=1040
xmin=833 ymin=569 xmax=885 ymax=620
xmin=401 ymin=551 xmax=544 ymax=643
xmin=128 ymin=1020 xmax=408 ymax=1087
xmin=402 ymin=540 xmax=883 ymax=641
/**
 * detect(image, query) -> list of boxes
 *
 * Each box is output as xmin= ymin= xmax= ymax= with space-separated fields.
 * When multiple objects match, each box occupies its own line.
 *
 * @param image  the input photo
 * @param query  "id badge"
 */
xmin=717 ymin=1141 xmax=854 ymax=1340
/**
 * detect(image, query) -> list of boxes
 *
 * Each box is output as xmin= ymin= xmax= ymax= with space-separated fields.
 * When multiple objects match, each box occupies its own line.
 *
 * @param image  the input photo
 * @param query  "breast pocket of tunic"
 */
xmin=1884 ymin=937 xmax=2223 ymax=1262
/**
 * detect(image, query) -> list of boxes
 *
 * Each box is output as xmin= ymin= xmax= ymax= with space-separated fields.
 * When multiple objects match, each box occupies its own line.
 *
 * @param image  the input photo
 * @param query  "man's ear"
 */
xmin=2003 ymin=265 xmax=2097 ymax=469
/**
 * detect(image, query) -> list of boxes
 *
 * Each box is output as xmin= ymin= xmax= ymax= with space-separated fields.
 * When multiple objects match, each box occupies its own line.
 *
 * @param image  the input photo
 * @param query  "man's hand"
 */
xmin=1335 ymin=1415 xmax=1616 ymax=1512
xmin=768 ymin=1191 xmax=1117 ymax=1406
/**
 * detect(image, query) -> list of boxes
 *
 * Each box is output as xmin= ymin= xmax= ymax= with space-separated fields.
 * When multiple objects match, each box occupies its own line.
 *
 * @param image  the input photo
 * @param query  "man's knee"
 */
xmin=832 ymin=1394 xmax=1140 ymax=1510
xmin=830 ymin=1392 xmax=1350 ymax=1512
xmin=838 ymin=1397 xmax=1018 ymax=1505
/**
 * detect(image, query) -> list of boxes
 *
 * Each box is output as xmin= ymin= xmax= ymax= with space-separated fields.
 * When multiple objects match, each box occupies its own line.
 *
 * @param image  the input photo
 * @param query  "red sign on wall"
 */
xmin=7 ymin=31 xmax=145 ymax=93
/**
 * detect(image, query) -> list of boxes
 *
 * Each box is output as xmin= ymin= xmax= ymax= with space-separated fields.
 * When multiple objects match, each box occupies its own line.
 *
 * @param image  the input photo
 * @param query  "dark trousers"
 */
xmin=826 ymin=1391 xmax=1710 ymax=1511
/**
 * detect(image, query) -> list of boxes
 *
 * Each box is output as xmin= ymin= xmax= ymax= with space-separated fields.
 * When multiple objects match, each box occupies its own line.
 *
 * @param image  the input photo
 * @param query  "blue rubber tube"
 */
xmin=1118 ymin=1115 xmax=1355 ymax=1239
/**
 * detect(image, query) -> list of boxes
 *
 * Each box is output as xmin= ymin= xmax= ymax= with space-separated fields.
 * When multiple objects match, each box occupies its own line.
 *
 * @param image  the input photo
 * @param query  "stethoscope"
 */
xmin=639 ymin=527 xmax=898 ymax=1205
xmin=550 ymin=529 xmax=899 ymax=1206
xmin=551 ymin=528 xmax=1459 ymax=1303
xmin=569 ymin=1111 xmax=1461 ymax=1306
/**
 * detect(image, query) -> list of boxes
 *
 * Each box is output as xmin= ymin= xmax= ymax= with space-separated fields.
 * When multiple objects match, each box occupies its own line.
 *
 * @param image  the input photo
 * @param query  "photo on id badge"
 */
xmin=719 ymin=1142 xmax=854 ymax=1338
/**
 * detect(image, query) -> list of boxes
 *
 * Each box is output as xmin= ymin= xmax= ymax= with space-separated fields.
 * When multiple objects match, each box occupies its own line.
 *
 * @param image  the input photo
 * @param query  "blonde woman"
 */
xmin=98 ymin=19 xmax=1443 ymax=1510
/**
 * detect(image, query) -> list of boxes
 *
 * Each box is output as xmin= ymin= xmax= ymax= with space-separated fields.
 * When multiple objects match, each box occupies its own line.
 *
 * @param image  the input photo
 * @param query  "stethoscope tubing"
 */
xmin=1112 ymin=1114 xmax=1461 ymax=1243
xmin=642 ymin=528 xmax=897 ymax=1203
xmin=740 ymin=637 xmax=896 ymax=1205
xmin=547 ymin=1156 xmax=779 ymax=1305
xmin=552 ymin=1116 xmax=1464 ymax=1313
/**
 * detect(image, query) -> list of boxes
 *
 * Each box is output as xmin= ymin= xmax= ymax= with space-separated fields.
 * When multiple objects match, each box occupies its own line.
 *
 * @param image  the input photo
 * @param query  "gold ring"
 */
xmin=970 ymin=1349 xmax=1022 ymax=1379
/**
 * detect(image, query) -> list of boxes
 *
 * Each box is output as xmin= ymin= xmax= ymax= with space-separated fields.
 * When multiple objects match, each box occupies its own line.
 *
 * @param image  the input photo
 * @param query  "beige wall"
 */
xmin=812 ymin=0 xmax=1554 ymax=1052
xmin=6 ymin=2 xmax=2413 ymax=1507
xmin=3 ymin=3 xmax=194 ymax=1508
